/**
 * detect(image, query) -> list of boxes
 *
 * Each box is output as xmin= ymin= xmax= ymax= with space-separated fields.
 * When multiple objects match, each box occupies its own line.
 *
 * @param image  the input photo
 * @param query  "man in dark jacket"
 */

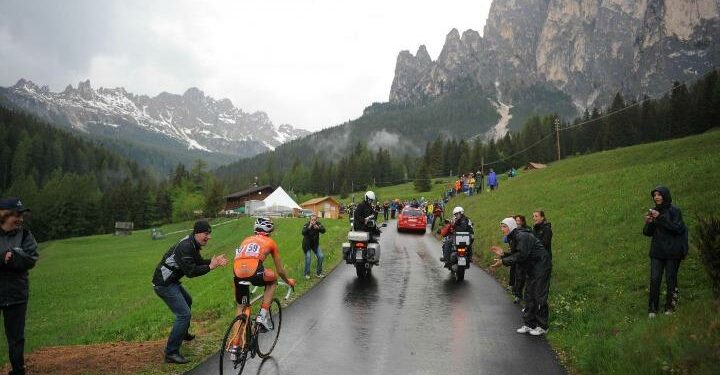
xmin=491 ymin=217 xmax=551 ymax=336
xmin=643 ymin=186 xmax=687 ymax=317
xmin=353 ymin=191 xmax=379 ymax=238
xmin=152 ymin=220 xmax=228 ymax=364
xmin=302 ymin=215 xmax=326 ymax=279
xmin=440 ymin=206 xmax=474 ymax=263
xmin=0 ymin=198 xmax=38 ymax=375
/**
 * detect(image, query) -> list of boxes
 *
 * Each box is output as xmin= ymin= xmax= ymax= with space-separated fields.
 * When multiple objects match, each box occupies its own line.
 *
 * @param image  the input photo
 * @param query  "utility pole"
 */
xmin=554 ymin=118 xmax=561 ymax=161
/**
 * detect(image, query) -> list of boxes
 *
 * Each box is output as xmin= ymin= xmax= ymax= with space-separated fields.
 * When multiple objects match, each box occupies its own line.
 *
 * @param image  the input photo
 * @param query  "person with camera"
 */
xmin=1 ymin=198 xmax=38 ymax=375
xmin=151 ymin=220 xmax=228 ymax=364
xmin=302 ymin=214 xmax=326 ymax=279
xmin=643 ymin=186 xmax=687 ymax=318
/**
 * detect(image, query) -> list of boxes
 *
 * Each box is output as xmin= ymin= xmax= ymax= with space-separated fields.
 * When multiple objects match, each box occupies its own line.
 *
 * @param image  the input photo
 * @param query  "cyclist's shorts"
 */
xmin=233 ymin=260 xmax=277 ymax=305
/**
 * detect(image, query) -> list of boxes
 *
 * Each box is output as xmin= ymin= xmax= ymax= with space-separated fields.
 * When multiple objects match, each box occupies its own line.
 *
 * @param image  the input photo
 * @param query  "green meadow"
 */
xmin=453 ymin=130 xmax=720 ymax=374
xmin=0 ymin=216 xmax=348 ymax=373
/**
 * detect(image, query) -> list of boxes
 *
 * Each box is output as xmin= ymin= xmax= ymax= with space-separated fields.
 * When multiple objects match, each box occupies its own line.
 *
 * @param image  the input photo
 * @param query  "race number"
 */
xmin=236 ymin=242 xmax=261 ymax=257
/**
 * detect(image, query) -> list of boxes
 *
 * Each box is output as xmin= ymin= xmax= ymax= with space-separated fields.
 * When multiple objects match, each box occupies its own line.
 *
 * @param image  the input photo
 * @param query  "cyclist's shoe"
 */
xmin=256 ymin=314 xmax=273 ymax=331
xmin=229 ymin=346 xmax=239 ymax=361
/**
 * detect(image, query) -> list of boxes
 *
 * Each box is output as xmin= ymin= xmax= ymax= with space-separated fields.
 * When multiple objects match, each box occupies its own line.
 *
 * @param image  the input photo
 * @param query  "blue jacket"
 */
xmin=487 ymin=172 xmax=498 ymax=186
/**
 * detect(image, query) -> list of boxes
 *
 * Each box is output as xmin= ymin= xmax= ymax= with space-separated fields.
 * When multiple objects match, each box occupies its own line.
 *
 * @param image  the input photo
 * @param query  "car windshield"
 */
xmin=401 ymin=210 xmax=422 ymax=217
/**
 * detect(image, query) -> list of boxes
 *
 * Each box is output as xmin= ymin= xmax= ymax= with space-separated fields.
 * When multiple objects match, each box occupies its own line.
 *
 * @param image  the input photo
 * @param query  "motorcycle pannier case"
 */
xmin=367 ymin=243 xmax=380 ymax=263
xmin=342 ymin=242 xmax=352 ymax=263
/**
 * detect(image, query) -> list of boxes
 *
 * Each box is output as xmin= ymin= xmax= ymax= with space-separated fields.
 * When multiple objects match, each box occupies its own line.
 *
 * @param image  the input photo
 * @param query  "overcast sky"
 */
xmin=0 ymin=0 xmax=492 ymax=131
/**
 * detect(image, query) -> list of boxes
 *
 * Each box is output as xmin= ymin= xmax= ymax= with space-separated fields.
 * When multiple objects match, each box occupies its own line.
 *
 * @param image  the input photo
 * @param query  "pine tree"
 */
xmin=414 ymin=163 xmax=431 ymax=192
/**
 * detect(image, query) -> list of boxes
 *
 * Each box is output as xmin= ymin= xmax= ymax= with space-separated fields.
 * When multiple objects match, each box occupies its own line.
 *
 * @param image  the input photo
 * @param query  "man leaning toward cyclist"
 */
xmin=233 ymin=217 xmax=296 ymax=332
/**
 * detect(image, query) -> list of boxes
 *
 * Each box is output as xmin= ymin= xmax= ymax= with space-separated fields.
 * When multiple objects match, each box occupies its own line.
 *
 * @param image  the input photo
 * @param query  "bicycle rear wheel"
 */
xmin=219 ymin=314 xmax=250 ymax=375
xmin=256 ymin=298 xmax=282 ymax=358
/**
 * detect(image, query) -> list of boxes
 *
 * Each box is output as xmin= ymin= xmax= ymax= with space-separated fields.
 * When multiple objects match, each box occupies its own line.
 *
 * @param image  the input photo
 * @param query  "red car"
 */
xmin=397 ymin=208 xmax=427 ymax=233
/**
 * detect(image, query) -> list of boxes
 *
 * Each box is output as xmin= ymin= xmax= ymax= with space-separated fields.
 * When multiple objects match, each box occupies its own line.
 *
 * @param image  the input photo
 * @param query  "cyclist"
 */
xmin=233 ymin=217 xmax=296 ymax=332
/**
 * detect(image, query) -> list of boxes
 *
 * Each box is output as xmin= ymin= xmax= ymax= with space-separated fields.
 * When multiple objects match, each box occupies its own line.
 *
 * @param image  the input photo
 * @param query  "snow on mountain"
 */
xmin=0 ymin=79 xmax=310 ymax=156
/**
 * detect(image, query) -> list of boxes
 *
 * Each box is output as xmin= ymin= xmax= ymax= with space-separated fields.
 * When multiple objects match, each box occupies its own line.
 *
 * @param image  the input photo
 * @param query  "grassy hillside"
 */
xmin=334 ymin=176 xmax=455 ymax=206
xmin=0 ymin=216 xmax=348 ymax=372
xmin=450 ymin=130 xmax=720 ymax=374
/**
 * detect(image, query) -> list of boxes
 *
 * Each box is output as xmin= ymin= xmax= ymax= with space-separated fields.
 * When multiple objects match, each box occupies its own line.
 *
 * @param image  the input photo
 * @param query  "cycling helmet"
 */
xmin=453 ymin=206 xmax=464 ymax=215
xmin=254 ymin=217 xmax=274 ymax=233
xmin=365 ymin=191 xmax=376 ymax=203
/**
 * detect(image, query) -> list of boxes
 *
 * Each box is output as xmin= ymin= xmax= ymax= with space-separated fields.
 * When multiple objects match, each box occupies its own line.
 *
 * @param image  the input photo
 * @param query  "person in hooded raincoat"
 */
xmin=643 ymin=186 xmax=688 ymax=317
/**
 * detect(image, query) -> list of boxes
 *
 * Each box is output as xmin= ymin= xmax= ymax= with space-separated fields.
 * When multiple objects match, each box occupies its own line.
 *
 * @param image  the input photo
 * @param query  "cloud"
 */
xmin=0 ymin=0 xmax=493 ymax=131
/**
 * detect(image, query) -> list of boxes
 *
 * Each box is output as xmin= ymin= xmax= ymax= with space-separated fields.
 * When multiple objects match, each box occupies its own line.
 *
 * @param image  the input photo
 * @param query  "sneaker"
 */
xmin=304 ymin=275 xmax=310 ymax=280
xmin=529 ymin=327 xmax=548 ymax=336
xmin=664 ymin=309 xmax=674 ymax=316
xmin=648 ymin=312 xmax=657 ymax=319
xmin=164 ymin=352 xmax=189 ymax=364
xmin=516 ymin=325 xmax=533 ymax=334
xmin=316 ymin=273 xmax=325 ymax=278
xmin=256 ymin=314 xmax=273 ymax=331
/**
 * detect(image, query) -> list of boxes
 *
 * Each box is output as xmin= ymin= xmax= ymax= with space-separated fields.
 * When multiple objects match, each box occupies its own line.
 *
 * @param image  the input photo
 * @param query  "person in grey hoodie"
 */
xmin=0 ymin=198 xmax=38 ymax=375
xmin=643 ymin=186 xmax=687 ymax=317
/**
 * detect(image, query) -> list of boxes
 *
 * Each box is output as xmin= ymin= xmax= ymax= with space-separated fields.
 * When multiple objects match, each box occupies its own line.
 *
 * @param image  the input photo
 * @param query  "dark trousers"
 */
xmin=649 ymin=257 xmax=680 ymax=313
xmin=1 ymin=302 xmax=27 ymax=375
xmin=383 ymin=210 xmax=389 ymax=221
xmin=523 ymin=267 xmax=551 ymax=330
xmin=512 ymin=264 xmax=527 ymax=299
xmin=390 ymin=209 xmax=396 ymax=219
xmin=154 ymin=284 xmax=192 ymax=355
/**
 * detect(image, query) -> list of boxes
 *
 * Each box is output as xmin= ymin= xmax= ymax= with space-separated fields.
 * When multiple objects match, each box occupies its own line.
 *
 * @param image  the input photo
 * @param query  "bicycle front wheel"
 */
xmin=219 ymin=314 xmax=250 ymax=375
xmin=256 ymin=298 xmax=282 ymax=358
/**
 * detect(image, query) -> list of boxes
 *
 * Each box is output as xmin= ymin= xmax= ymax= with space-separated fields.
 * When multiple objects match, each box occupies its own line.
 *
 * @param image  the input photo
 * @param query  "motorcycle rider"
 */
xmin=440 ymin=206 xmax=474 ymax=263
xmin=353 ymin=191 xmax=380 ymax=239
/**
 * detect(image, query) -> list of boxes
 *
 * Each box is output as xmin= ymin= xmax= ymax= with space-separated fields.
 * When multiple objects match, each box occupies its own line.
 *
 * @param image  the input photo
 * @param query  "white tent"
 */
xmin=255 ymin=186 xmax=302 ymax=216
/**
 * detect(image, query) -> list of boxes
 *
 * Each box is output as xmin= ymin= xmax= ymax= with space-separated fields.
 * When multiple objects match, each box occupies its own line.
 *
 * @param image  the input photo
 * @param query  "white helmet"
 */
xmin=254 ymin=217 xmax=274 ymax=233
xmin=453 ymin=206 xmax=464 ymax=215
xmin=365 ymin=191 xmax=376 ymax=203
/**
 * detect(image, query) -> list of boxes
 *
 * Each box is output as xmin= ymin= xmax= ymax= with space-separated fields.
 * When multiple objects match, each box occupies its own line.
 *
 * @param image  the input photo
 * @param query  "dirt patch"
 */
xmin=2 ymin=340 xmax=166 ymax=375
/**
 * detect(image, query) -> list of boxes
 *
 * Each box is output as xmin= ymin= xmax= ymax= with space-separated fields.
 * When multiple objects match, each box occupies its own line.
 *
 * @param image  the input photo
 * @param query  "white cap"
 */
xmin=501 ymin=217 xmax=518 ymax=232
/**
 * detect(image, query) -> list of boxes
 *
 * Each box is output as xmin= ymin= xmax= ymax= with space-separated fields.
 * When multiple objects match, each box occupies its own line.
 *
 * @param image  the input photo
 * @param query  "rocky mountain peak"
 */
xmin=389 ymin=0 xmax=720 ymax=113
xmin=416 ymin=45 xmax=432 ymax=65
xmin=1 ymin=79 xmax=310 ymax=157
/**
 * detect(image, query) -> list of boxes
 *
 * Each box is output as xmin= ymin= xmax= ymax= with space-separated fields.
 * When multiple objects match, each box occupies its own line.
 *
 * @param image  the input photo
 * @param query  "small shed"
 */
xmin=300 ymin=196 xmax=341 ymax=219
xmin=114 ymin=222 xmax=133 ymax=236
xmin=224 ymin=185 xmax=275 ymax=211
xmin=524 ymin=162 xmax=547 ymax=171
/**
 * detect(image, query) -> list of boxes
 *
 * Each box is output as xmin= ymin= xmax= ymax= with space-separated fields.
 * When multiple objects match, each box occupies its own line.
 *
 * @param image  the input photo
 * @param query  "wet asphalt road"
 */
xmin=188 ymin=221 xmax=565 ymax=375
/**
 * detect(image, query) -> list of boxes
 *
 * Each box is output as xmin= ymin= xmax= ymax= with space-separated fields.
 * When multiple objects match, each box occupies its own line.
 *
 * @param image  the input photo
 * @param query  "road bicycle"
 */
xmin=219 ymin=281 xmax=293 ymax=375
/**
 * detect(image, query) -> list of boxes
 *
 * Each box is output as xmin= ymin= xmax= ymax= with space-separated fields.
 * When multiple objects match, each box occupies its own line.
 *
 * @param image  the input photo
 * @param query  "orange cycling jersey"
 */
xmin=233 ymin=234 xmax=279 ymax=279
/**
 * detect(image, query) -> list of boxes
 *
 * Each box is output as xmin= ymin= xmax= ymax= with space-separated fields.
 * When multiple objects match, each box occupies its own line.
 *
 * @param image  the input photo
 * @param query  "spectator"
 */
xmin=487 ymin=169 xmax=498 ymax=191
xmin=390 ymin=200 xmax=398 ymax=219
xmin=1 ymin=198 xmax=38 ymax=375
xmin=302 ymin=215 xmax=326 ymax=279
xmin=426 ymin=202 xmax=434 ymax=227
xmin=532 ymin=210 xmax=553 ymax=260
xmin=383 ymin=201 xmax=390 ymax=221
xmin=468 ymin=173 xmax=476 ymax=196
xmin=152 ymin=220 xmax=228 ymax=364
xmin=432 ymin=203 xmax=444 ymax=232
xmin=476 ymin=170 xmax=484 ymax=194
xmin=643 ymin=186 xmax=688 ymax=317
xmin=454 ymin=178 xmax=462 ymax=195
xmin=509 ymin=215 xmax=531 ymax=303
xmin=490 ymin=218 xmax=551 ymax=336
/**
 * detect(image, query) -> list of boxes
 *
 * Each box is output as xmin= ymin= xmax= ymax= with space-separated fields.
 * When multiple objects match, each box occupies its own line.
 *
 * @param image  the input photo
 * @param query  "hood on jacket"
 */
xmin=651 ymin=185 xmax=672 ymax=208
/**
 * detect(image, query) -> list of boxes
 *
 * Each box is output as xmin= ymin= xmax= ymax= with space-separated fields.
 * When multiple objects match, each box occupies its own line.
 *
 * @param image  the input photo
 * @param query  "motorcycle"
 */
xmin=342 ymin=217 xmax=385 ymax=278
xmin=445 ymin=231 xmax=472 ymax=281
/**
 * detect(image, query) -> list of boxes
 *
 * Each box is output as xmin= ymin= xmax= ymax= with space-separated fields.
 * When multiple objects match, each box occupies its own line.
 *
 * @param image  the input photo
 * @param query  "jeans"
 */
xmin=304 ymin=246 xmax=324 ymax=276
xmin=154 ymin=284 xmax=192 ymax=355
xmin=649 ymin=257 xmax=680 ymax=313
xmin=1 ymin=302 xmax=27 ymax=375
